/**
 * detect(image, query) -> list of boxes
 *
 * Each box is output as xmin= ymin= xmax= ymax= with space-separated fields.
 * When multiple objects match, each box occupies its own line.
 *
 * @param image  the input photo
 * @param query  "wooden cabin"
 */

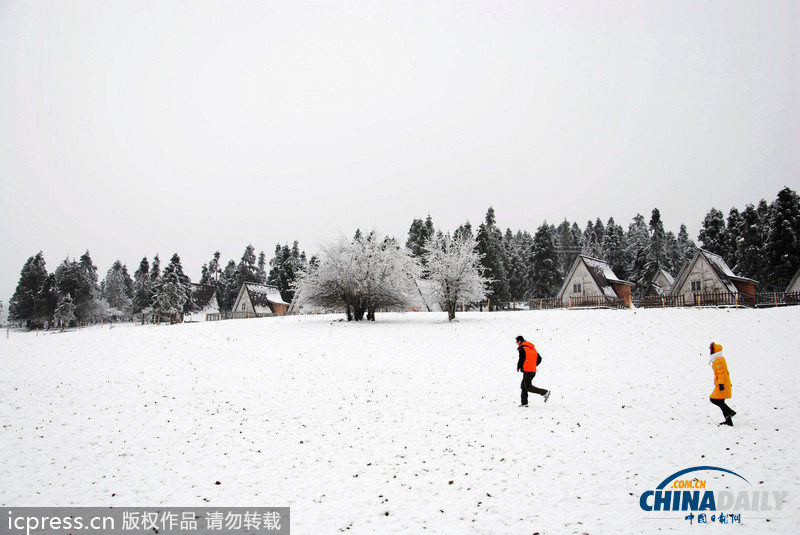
xmin=184 ymin=283 xmax=220 ymax=322
xmin=232 ymin=283 xmax=290 ymax=318
xmin=669 ymin=250 xmax=757 ymax=307
xmin=556 ymin=255 xmax=634 ymax=308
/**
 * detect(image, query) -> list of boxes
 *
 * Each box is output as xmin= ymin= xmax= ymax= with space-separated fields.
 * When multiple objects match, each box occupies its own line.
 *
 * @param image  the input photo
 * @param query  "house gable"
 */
xmin=786 ymin=268 xmax=800 ymax=293
xmin=232 ymin=283 xmax=289 ymax=317
xmin=670 ymin=250 xmax=757 ymax=298
xmin=557 ymin=255 xmax=633 ymax=305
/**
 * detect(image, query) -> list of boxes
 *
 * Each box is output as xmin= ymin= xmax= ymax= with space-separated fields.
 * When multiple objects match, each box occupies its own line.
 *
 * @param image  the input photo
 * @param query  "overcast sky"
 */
xmin=1 ymin=0 xmax=798 ymax=304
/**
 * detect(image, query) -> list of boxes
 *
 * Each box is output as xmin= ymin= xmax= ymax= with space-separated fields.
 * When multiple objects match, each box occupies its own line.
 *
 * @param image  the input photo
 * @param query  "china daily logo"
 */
xmin=639 ymin=466 xmax=788 ymax=525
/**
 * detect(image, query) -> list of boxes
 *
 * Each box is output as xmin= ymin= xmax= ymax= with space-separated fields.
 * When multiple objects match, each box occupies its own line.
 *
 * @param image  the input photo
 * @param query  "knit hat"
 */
xmin=710 ymin=343 xmax=723 ymax=354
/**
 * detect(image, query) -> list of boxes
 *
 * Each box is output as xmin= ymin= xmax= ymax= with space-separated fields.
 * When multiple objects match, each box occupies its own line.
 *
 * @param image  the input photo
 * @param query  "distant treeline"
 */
xmin=5 ymin=187 xmax=799 ymax=328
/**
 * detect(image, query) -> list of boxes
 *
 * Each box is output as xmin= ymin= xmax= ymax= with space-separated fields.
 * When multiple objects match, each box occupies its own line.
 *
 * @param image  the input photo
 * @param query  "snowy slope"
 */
xmin=1 ymin=308 xmax=799 ymax=534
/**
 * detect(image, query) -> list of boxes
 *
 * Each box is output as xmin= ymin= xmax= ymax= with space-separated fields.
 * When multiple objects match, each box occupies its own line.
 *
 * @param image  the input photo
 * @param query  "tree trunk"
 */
xmin=447 ymin=302 xmax=457 ymax=321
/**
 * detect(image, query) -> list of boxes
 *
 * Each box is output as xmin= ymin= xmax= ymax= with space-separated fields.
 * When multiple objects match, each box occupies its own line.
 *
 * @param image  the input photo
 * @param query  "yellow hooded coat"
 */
xmin=710 ymin=343 xmax=732 ymax=400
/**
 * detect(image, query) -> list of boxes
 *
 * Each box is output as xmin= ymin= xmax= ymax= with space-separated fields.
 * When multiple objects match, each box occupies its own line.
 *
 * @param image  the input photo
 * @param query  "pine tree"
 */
xmin=132 ymin=257 xmax=153 ymax=322
xmin=55 ymin=293 xmax=77 ymax=331
xmin=406 ymin=215 xmax=435 ymax=259
xmin=257 ymin=251 xmax=268 ymax=283
xmin=54 ymin=256 xmax=99 ymax=323
xmin=155 ymin=253 xmax=195 ymax=318
xmin=676 ymin=224 xmax=697 ymax=268
xmin=764 ymin=187 xmax=800 ymax=290
xmin=268 ymin=241 xmax=307 ymax=302
xmin=581 ymin=220 xmax=603 ymax=258
xmin=626 ymin=214 xmax=651 ymax=298
xmin=153 ymin=271 xmax=188 ymax=324
xmin=642 ymin=208 xmax=669 ymax=285
xmin=735 ymin=204 xmax=766 ymax=281
xmin=698 ymin=208 xmax=727 ymax=257
xmin=530 ymin=222 xmax=562 ymax=297
xmin=34 ymin=274 xmax=58 ymax=329
xmin=724 ymin=208 xmax=743 ymax=267
xmin=555 ymin=220 xmax=579 ymax=278
xmin=602 ymin=217 xmax=628 ymax=279
xmin=150 ymin=255 xmax=161 ymax=284
xmin=217 ymin=260 xmax=238 ymax=313
xmin=103 ymin=260 xmax=134 ymax=316
xmin=505 ymin=229 xmax=534 ymax=300
xmin=9 ymin=252 xmax=49 ymax=328
xmin=476 ymin=207 xmax=510 ymax=308
xmin=234 ymin=244 xmax=260 ymax=295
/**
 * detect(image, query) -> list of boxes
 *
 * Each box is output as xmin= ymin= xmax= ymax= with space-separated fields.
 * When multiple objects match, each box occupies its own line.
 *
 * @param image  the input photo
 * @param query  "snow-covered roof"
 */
xmin=244 ymin=283 xmax=289 ymax=314
xmin=670 ymin=250 xmax=756 ymax=296
xmin=190 ymin=283 xmax=218 ymax=310
xmin=557 ymin=255 xmax=633 ymax=300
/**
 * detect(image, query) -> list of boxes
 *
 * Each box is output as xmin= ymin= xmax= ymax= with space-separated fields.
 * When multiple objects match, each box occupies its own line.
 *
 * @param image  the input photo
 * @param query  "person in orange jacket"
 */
xmin=516 ymin=335 xmax=550 ymax=406
xmin=709 ymin=342 xmax=736 ymax=426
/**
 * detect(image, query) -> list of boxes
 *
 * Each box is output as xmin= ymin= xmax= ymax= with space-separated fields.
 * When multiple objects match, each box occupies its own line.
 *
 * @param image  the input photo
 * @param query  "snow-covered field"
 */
xmin=2 ymin=307 xmax=799 ymax=534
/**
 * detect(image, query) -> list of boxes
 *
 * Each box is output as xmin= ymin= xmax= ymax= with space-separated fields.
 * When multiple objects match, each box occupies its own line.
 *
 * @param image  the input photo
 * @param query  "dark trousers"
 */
xmin=521 ymin=371 xmax=547 ymax=405
xmin=710 ymin=397 xmax=735 ymax=419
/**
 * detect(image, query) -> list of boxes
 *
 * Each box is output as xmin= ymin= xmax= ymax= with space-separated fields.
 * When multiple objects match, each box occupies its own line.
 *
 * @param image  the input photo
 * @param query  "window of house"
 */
xmin=242 ymin=302 xmax=247 ymax=311
xmin=573 ymin=283 xmax=581 ymax=293
xmin=691 ymin=281 xmax=702 ymax=292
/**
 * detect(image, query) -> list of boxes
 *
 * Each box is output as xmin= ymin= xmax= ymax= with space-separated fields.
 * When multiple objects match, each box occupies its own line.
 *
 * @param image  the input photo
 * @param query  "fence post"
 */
xmin=775 ymin=293 xmax=778 ymax=307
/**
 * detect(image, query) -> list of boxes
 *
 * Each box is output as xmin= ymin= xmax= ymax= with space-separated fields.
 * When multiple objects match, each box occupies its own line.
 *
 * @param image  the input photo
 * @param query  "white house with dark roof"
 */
xmin=556 ymin=255 xmax=634 ymax=308
xmin=669 ymin=249 xmax=756 ymax=304
xmin=184 ymin=283 xmax=220 ymax=322
xmin=645 ymin=268 xmax=675 ymax=297
xmin=232 ymin=282 xmax=290 ymax=318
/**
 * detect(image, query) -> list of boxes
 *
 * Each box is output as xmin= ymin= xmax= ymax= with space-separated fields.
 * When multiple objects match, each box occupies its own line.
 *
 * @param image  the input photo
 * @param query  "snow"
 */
xmin=246 ymin=283 xmax=290 ymax=306
xmin=2 ymin=308 xmax=799 ymax=534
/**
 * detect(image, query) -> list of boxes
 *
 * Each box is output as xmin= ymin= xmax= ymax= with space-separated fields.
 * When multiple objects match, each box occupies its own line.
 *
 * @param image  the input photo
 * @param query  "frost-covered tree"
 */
xmin=35 ymin=274 xmax=58 ymax=328
xmin=764 ymin=186 xmax=800 ymax=290
xmin=0 ymin=300 xmax=6 ymax=327
xmin=235 ymin=244 xmax=261 ymax=295
xmin=422 ymin=231 xmax=488 ymax=321
xmin=217 ymin=260 xmax=238 ymax=313
xmin=102 ymin=260 xmax=134 ymax=317
xmin=132 ymin=257 xmax=154 ymax=322
xmin=268 ymin=241 xmax=307 ymax=303
xmin=152 ymin=271 xmax=187 ymax=324
xmin=9 ymin=252 xmax=49 ymax=328
xmin=153 ymin=253 xmax=195 ymax=319
xmin=54 ymin=293 xmax=76 ymax=331
xmin=581 ymin=220 xmax=603 ymax=258
xmin=698 ymin=208 xmax=727 ymax=257
xmin=734 ymin=203 xmax=766 ymax=281
xmin=641 ymin=208 xmax=669 ymax=285
xmin=476 ymin=207 xmax=510 ymax=308
xmin=294 ymin=232 xmax=421 ymax=321
xmin=200 ymin=251 xmax=222 ymax=284
xmin=529 ymin=222 xmax=562 ymax=298
xmin=626 ymin=214 xmax=651 ymax=298
xmin=504 ymin=229 xmax=534 ymax=300
xmin=602 ymin=217 xmax=628 ymax=279
xmin=54 ymin=253 xmax=101 ymax=323
xmin=676 ymin=224 xmax=697 ymax=268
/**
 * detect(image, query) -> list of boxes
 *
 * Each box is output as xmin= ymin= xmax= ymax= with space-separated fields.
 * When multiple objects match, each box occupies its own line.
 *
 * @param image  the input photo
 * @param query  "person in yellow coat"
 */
xmin=709 ymin=342 xmax=736 ymax=426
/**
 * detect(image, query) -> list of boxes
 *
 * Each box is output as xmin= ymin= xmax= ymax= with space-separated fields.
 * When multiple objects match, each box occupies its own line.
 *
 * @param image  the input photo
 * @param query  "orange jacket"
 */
xmin=710 ymin=355 xmax=732 ymax=399
xmin=518 ymin=341 xmax=538 ymax=372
